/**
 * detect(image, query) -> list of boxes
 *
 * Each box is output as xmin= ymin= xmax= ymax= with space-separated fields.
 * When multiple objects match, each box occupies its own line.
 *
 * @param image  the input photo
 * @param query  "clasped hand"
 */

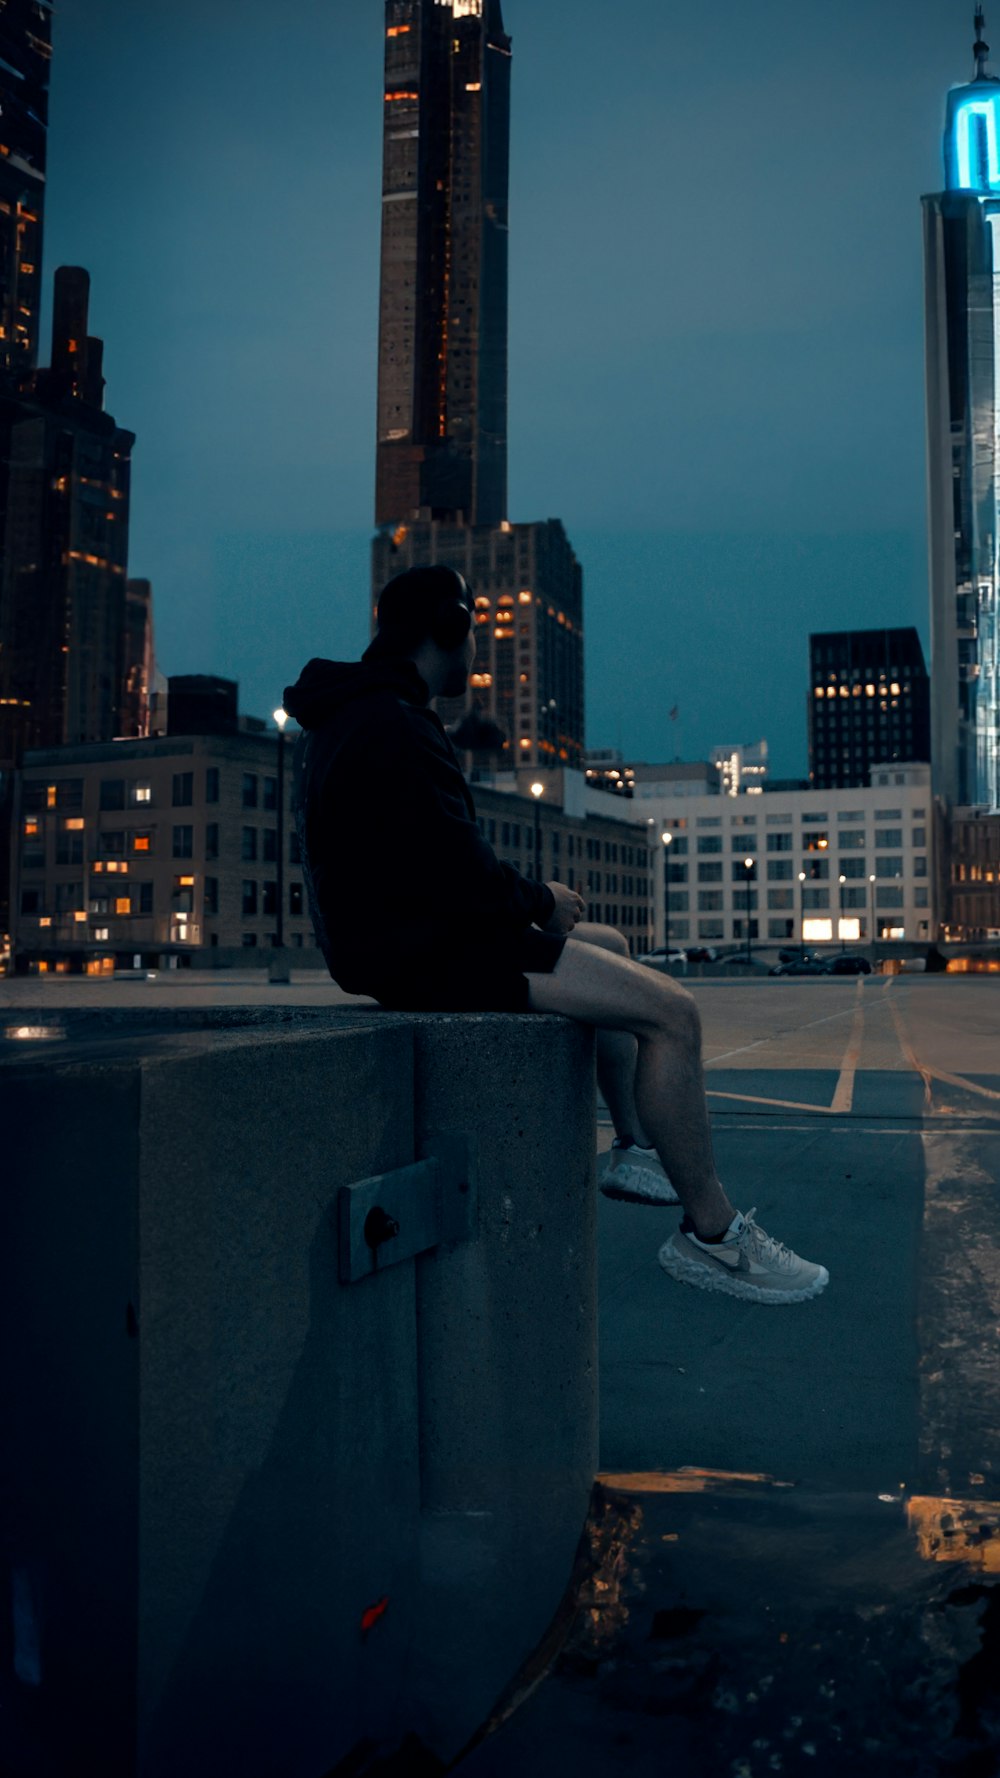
xmin=543 ymin=880 xmax=585 ymax=936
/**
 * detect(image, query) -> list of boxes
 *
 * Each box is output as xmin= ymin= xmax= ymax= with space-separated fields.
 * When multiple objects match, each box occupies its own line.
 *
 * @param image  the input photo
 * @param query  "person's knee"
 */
xmin=653 ymin=980 xmax=700 ymax=1048
xmin=576 ymin=922 xmax=630 ymax=958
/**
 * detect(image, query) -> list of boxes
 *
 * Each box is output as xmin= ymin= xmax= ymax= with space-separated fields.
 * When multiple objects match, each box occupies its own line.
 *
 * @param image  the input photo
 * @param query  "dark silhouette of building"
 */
xmin=924 ymin=9 xmax=1000 ymax=809
xmin=808 ymin=628 xmax=931 ymax=789
xmin=375 ymin=0 xmax=511 ymax=528
xmin=166 ymin=675 xmax=239 ymax=739
xmin=0 ymin=0 xmax=51 ymax=388
xmin=0 ymin=267 xmax=135 ymax=771
xmin=121 ymin=578 xmax=155 ymax=739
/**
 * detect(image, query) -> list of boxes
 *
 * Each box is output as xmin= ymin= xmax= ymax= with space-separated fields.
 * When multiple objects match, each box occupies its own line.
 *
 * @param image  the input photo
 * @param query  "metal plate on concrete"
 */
xmin=338 ymin=1131 xmax=476 ymax=1284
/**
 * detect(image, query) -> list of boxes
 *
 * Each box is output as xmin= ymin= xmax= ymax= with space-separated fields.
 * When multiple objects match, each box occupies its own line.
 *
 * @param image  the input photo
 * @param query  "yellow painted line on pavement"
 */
xmin=704 ymin=998 xmax=865 ymax=1067
xmin=707 ymin=1088 xmax=838 ymax=1115
xmin=921 ymin=1066 xmax=1000 ymax=1105
xmin=830 ymin=978 xmax=866 ymax=1114
xmin=887 ymin=992 xmax=935 ymax=1111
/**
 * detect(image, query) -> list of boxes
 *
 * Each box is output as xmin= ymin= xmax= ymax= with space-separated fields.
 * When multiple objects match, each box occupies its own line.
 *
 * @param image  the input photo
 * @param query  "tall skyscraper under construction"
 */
xmin=924 ymin=9 xmax=1000 ymax=810
xmin=372 ymin=0 xmax=585 ymax=769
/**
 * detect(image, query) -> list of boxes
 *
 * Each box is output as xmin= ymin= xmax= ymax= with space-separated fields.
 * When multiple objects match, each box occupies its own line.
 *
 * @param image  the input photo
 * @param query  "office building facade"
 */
xmin=10 ymin=732 xmax=312 ymax=969
xmin=924 ymin=12 xmax=1000 ymax=809
xmin=808 ymin=629 xmax=931 ymax=789
xmin=613 ymin=764 xmax=936 ymax=949
xmin=375 ymin=0 xmax=511 ymax=528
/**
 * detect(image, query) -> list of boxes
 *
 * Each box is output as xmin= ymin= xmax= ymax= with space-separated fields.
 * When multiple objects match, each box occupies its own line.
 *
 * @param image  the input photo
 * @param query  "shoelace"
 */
xmin=737 ymin=1209 xmax=798 ymax=1273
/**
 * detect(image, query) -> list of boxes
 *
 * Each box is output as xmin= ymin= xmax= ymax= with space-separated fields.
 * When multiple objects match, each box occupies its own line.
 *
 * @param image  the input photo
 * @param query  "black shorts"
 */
xmin=374 ymin=926 xmax=567 ymax=1014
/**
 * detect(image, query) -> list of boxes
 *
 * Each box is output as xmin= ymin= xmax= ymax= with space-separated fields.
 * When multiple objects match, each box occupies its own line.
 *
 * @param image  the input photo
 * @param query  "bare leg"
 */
xmin=526 ymin=938 xmax=733 ymax=1240
xmin=572 ymin=924 xmax=652 ymax=1146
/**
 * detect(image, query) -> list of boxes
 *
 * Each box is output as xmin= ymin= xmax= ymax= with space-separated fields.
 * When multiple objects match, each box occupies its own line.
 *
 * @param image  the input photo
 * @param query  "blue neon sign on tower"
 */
xmin=946 ymin=89 xmax=1000 ymax=190
xmin=945 ymin=8 xmax=1000 ymax=190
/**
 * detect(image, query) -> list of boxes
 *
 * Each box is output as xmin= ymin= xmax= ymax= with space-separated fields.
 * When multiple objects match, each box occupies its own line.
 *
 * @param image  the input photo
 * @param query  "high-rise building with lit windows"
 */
xmin=375 ymin=0 xmax=510 ymax=528
xmin=924 ymin=8 xmax=1000 ymax=809
xmin=371 ymin=0 xmax=586 ymax=769
xmin=372 ymin=516 xmax=584 ymax=768
xmin=0 ymin=267 xmax=135 ymax=766
xmin=0 ymin=0 xmax=51 ymax=388
xmin=808 ymin=629 xmax=930 ymax=791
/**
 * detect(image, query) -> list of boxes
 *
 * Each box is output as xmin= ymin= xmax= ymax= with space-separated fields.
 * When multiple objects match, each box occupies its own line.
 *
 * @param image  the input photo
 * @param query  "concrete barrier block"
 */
xmin=406 ymin=1011 xmax=598 ymax=1761
xmin=1 ymin=1009 xmax=600 ymax=1776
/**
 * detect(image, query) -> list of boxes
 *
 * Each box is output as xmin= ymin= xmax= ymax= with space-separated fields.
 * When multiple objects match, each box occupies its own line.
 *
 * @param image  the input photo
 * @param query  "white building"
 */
xmin=590 ymin=762 xmax=936 ymax=951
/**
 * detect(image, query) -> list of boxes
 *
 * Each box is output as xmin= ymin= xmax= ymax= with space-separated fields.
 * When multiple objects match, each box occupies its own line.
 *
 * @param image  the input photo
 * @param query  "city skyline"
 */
xmin=39 ymin=0 xmax=965 ymax=775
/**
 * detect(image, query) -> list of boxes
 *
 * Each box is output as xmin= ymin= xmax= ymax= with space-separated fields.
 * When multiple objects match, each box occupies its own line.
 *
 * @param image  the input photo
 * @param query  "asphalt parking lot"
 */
xmin=465 ymin=975 xmax=1000 ymax=1776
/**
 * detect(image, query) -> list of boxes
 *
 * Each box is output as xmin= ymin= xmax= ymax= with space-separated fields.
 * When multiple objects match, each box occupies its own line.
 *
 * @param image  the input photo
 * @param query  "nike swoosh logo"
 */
xmin=690 ymin=1239 xmax=750 ymax=1272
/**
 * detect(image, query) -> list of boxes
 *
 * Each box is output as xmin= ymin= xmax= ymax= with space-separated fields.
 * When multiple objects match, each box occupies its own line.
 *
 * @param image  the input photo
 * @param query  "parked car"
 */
xmin=824 ymin=953 xmax=872 ymax=976
xmin=769 ymin=957 xmax=829 ymax=976
xmin=640 ymin=947 xmax=688 ymax=970
xmin=685 ymin=946 xmax=718 ymax=963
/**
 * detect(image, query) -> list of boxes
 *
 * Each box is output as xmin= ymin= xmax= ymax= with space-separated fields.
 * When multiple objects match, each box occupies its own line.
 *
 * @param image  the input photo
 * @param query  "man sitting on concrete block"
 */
xmin=283 ymin=567 xmax=828 ymax=1306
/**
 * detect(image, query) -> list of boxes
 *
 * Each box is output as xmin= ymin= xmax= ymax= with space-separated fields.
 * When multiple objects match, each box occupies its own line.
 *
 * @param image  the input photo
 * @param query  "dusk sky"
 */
xmin=43 ymin=1 xmax=970 ymax=775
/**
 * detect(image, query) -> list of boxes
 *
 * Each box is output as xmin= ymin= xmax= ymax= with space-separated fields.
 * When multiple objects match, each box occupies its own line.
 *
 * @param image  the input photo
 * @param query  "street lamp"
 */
xmin=742 ymin=855 xmax=755 ymax=966
xmin=530 ymin=780 xmax=544 ymax=881
xmin=798 ymin=870 xmax=807 ymax=959
xmin=273 ymin=707 xmax=289 ymax=952
xmin=869 ymin=873 xmax=877 ymax=966
xmin=662 ymin=830 xmax=673 ymax=955
xmin=838 ymin=874 xmax=847 ymax=952
xmin=646 ymin=817 xmax=657 ymax=952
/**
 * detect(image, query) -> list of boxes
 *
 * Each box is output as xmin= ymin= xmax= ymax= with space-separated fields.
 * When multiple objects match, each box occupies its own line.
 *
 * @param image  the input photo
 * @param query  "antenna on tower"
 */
xmin=975 ymin=6 xmax=991 ymax=79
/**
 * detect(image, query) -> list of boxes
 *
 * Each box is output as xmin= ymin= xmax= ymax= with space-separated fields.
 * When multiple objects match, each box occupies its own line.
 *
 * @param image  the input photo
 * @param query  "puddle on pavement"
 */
xmin=454 ymin=1470 xmax=1000 ymax=1776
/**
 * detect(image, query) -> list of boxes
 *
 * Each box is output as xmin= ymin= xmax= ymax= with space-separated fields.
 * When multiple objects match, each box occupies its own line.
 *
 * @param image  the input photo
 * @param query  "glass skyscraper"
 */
xmin=924 ymin=9 xmax=1000 ymax=810
xmin=371 ymin=0 xmax=586 ymax=769
xmin=0 ymin=0 xmax=51 ymax=387
xmin=375 ymin=0 xmax=511 ymax=528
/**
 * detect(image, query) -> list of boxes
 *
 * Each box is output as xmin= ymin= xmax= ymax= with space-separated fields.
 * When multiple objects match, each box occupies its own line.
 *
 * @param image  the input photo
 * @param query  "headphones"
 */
xmin=429 ymin=570 xmax=474 ymax=652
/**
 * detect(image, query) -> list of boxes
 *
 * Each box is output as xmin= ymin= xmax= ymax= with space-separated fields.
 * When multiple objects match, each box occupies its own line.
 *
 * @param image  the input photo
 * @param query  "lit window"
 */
xmin=46 ymin=785 xmax=56 ymax=808
xmin=74 ymin=910 xmax=87 ymax=923
xmin=94 ymin=927 xmax=109 ymax=941
xmin=64 ymin=818 xmax=84 ymax=831
xmin=114 ymin=898 xmax=130 ymax=915
xmin=518 ymin=591 xmax=532 ymax=604
xmin=23 ymin=819 xmax=38 ymax=836
xmin=519 ymin=738 xmax=531 ymax=749
xmin=134 ymin=784 xmax=151 ymax=803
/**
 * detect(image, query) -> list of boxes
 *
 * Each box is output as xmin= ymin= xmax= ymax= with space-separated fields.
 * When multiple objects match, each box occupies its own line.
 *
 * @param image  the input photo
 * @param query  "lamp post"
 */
xmin=742 ymin=855 xmax=755 ymax=966
xmin=869 ymin=873 xmax=877 ymax=967
xmin=798 ymin=870 xmax=806 ymax=959
xmin=530 ymin=780 xmax=544 ymax=881
xmin=662 ymin=830 xmax=673 ymax=955
xmin=838 ymin=874 xmax=847 ymax=952
xmin=273 ymin=708 xmax=288 ymax=952
xmin=646 ymin=817 xmax=656 ymax=951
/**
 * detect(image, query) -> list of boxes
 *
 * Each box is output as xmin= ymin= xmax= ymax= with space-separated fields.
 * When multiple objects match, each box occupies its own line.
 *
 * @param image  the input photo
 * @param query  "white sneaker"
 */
xmin=598 ymin=1140 xmax=680 ymax=1206
xmin=658 ymin=1208 xmax=829 ymax=1304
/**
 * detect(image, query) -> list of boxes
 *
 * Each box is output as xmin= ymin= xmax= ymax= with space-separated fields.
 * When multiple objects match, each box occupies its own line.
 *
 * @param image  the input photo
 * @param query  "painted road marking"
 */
xmin=830 ymin=978 xmax=866 ymax=1114
xmin=707 ymin=1088 xmax=839 ymax=1115
xmin=704 ymin=998 xmax=867 ymax=1067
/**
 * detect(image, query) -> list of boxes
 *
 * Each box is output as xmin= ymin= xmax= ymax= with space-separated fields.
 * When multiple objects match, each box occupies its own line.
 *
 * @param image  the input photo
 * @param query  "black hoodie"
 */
xmin=282 ymin=656 xmax=555 ymax=999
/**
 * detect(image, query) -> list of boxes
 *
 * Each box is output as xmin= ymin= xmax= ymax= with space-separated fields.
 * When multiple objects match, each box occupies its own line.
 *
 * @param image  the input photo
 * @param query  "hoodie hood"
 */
xmin=282 ymin=656 xmax=430 ymax=731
